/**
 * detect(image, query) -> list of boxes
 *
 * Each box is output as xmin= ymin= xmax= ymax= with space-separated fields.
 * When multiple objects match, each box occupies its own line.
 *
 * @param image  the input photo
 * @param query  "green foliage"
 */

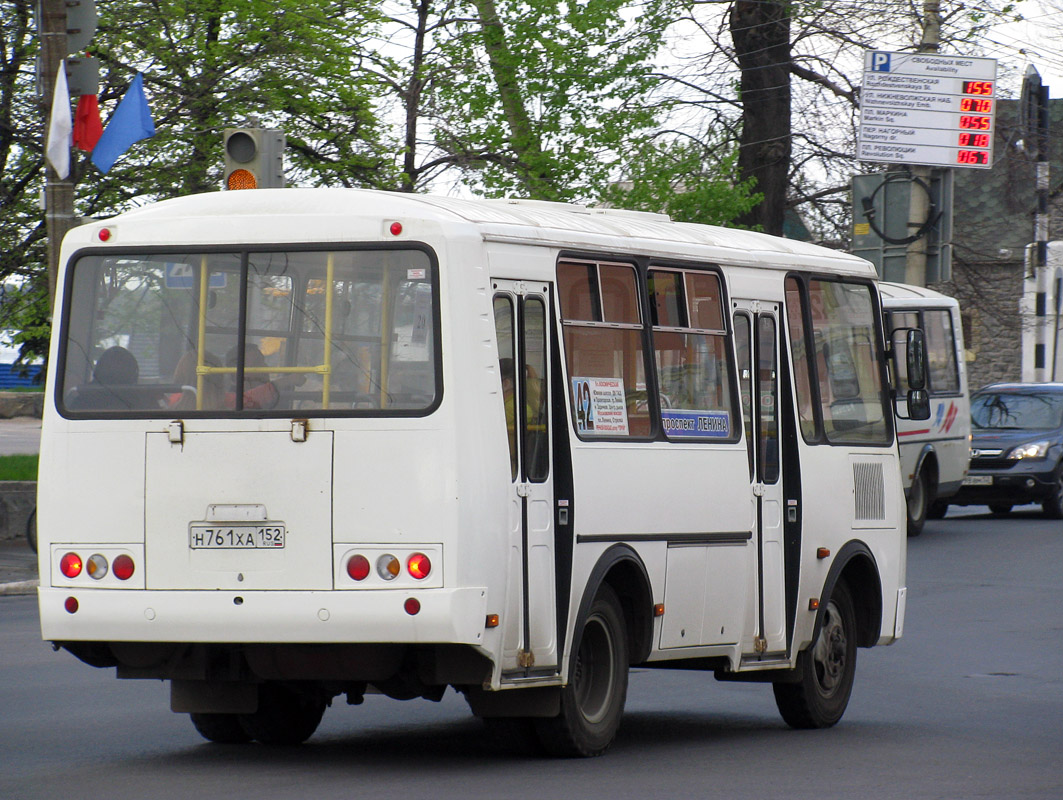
xmin=0 ymin=277 xmax=50 ymax=378
xmin=0 ymin=1 xmax=46 ymax=298
xmin=0 ymin=454 xmax=39 ymax=481
xmin=601 ymin=140 xmax=762 ymax=227
xmin=440 ymin=0 xmax=679 ymax=201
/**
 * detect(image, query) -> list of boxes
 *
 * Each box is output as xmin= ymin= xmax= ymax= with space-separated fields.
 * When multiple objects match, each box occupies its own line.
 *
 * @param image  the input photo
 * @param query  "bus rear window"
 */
xmin=58 ymin=247 xmax=439 ymax=417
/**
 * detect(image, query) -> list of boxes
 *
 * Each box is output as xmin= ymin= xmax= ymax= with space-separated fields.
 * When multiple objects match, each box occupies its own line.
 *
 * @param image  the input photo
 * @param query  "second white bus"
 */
xmin=38 ymin=189 xmax=927 ymax=756
xmin=881 ymin=282 xmax=971 ymax=534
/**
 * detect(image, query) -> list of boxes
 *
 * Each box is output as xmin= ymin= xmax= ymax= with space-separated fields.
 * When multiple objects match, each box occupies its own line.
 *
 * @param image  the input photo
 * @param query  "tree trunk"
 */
xmin=470 ymin=0 xmax=556 ymax=199
xmin=730 ymin=0 xmax=792 ymax=235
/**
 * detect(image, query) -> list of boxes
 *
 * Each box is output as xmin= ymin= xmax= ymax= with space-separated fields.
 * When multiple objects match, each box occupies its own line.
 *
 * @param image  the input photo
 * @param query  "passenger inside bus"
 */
xmin=66 ymin=345 xmax=144 ymax=410
xmin=226 ymin=344 xmax=281 ymax=410
xmin=169 ymin=350 xmax=224 ymax=411
xmin=92 ymin=345 xmax=139 ymax=386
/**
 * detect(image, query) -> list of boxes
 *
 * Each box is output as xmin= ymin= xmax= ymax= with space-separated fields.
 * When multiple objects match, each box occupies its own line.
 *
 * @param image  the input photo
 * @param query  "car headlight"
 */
xmin=1006 ymin=440 xmax=1050 ymax=460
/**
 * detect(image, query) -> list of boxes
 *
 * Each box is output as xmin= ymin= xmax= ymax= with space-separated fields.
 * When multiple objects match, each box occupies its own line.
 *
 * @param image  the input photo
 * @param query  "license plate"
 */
xmin=962 ymin=475 xmax=993 ymax=486
xmin=189 ymin=524 xmax=286 ymax=549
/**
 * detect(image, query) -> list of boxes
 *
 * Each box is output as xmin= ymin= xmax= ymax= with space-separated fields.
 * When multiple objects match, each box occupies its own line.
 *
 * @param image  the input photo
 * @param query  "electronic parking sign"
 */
xmin=858 ymin=51 xmax=998 ymax=169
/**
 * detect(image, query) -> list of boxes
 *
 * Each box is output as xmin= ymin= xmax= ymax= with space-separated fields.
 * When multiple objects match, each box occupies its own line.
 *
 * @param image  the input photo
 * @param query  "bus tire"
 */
xmin=773 ymin=582 xmax=857 ymax=729
xmin=189 ymin=712 xmax=252 ymax=744
xmin=906 ymin=468 xmax=929 ymax=537
xmin=989 ymin=504 xmax=1012 ymax=516
xmin=25 ymin=507 xmax=37 ymax=554
xmin=238 ymin=684 xmax=326 ymax=745
xmin=534 ymin=584 xmax=628 ymax=757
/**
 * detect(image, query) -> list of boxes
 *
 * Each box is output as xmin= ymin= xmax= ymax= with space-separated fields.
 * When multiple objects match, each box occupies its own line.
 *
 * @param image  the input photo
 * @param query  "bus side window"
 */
xmin=558 ymin=260 xmax=650 ymax=438
xmin=923 ymin=309 xmax=959 ymax=394
xmin=785 ymin=278 xmax=817 ymax=440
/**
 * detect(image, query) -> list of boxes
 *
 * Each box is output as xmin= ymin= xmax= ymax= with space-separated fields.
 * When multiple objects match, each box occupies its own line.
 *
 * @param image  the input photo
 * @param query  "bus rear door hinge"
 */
xmin=167 ymin=420 xmax=184 ymax=445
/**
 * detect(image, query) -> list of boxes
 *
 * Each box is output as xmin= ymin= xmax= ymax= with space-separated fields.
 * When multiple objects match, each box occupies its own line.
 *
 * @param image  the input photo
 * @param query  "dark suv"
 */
xmin=951 ymin=383 xmax=1063 ymax=518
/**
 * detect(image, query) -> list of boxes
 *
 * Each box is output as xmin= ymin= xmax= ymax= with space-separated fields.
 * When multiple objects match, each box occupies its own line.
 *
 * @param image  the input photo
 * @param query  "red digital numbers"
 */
xmin=960 ymin=97 xmax=993 ymax=113
xmin=959 ymin=114 xmax=991 ymax=130
xmin=963 ymin=80 xmax=994 ymax=96
xmin=957 ymin=149 xmax=989 ymax=165
xmin=958 ymin=133 xmax=990 ymax=148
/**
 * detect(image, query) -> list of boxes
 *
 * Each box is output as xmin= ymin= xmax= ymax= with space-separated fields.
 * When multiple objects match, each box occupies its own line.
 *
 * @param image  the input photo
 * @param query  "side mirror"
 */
xmin=906 ymin=388 xmax=930 ymax=420
xmin=906 ymin=329 xmax=927 ymax=391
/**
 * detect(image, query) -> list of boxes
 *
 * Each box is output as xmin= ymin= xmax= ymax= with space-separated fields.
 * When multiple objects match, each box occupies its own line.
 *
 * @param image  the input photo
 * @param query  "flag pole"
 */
xmin=39 ymin=0 xmax=77 ymax=312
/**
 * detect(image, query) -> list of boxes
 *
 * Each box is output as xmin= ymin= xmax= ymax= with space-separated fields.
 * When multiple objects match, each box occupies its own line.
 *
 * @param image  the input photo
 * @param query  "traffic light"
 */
xmin=223 ymin=128 xmax=285 ymax=190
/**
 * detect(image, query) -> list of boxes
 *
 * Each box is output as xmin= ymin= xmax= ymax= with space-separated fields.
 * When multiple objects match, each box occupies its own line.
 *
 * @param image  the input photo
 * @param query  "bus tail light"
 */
xmin=86 ymin=554 xmax=109 ymax=580
xmin=60 ymin=552 xmax=83 ymax=579
xmin=346 ymin=554 xmax=370 ymax=581
xmin=407 ymin=553 xmax=431 ymax=580
xmin=112 ymin=555 xmax=136 ymax=581
xmin=377 ymin=554 xmax=400 ymax=580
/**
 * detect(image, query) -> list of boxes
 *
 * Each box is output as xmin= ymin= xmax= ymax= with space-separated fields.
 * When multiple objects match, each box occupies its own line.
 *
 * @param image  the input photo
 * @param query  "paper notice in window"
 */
xmin=572 ymin=377 xmax=629 ymax=435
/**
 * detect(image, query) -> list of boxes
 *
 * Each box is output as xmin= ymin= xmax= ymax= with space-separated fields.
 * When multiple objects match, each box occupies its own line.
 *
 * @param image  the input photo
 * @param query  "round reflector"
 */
xmin=227 ymin=168 xmax=258 ymax=190
xmin=407 ymin=553 xmax=431 ymax=580
xmin=346 ymin=554 xmax=370 ymax=581
xmin=64 ymin=596 xmax=79 ymax=614
xmin=404 ymin=597 xmax=421 ymax=615
xmin=376 ymin=554 xmax=400 ymax=580
xmin=112 ymin=554 xmax=136 ymax=581
xmin=86 ymin=554 xmax=109 ymax=580
xmin=60 ymin=552 xmax=83 ymax=579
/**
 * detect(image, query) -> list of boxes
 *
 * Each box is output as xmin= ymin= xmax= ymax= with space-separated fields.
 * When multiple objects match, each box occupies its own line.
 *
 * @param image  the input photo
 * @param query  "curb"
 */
xmin=0 ymin=578 xmax=38 ymax=596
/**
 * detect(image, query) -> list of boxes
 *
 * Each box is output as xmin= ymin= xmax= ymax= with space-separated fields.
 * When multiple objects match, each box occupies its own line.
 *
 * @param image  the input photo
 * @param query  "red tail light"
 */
xmin=346 ymin=554 xmax=370 ymax=581
xmin=112 ymin=555 xmax=135 ymax=581
xmin=60 ymin=553 xmax=83 ymax=579
xmin=407 ymin=553 xmax=431 ymax=580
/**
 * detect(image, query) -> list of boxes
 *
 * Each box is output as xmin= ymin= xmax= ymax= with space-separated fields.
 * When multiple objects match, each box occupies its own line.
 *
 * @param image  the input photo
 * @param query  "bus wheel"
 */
xmin=906 ymin=469 xmax=929 ymax=537
xmin=238 ymin=684 xmax=326 ymax=745
xmin=773 ymin=582 xmax=857 ymax=729
xmin=189 ymin=712 xmax=252 ymax=744
xmin=989 ymin=504 xmax=1012 ymax=516
xmin=535 ymin=584 xmax=628 ymax=757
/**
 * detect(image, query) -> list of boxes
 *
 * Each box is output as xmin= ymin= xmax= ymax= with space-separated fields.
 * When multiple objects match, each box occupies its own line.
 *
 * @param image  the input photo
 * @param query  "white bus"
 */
xmin=880 ymin=283 xmax=971 ymax=535
xmin=38 ymin=189 xmax=928 ymax=757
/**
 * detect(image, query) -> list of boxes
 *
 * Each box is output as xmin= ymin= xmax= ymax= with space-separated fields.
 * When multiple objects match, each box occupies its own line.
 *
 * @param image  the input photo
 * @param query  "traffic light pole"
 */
xmin=39 ymin=0 xmax=76 ymax=311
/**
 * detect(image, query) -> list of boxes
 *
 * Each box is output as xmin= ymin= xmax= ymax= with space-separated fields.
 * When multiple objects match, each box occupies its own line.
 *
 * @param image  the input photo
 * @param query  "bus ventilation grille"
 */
xmin=852 ymin=462 xmax=886 ymax=521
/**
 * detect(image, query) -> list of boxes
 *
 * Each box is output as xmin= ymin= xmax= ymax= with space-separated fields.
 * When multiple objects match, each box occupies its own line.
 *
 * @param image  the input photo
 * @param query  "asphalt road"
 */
xmin=0 ymin=417 xmax=40 ymax=456
xmin=1 ymin=508 xmax=1060 ymax=800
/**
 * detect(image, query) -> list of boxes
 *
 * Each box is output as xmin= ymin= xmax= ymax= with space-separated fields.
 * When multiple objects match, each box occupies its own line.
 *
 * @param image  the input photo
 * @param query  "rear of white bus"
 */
xmin=36 ymin=194 xmax=500 ymax=743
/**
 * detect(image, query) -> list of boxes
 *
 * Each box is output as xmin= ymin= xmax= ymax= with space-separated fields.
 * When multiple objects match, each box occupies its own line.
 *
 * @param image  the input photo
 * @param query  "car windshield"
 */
xmin=971 ymin=391 xmax=1063 ymax=430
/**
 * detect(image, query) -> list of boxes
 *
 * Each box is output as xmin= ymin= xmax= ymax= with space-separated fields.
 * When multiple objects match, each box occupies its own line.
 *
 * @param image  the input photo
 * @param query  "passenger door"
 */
xmin=733 ymin=302 xmax=788 ymax=656
xmin=493 ymin=281 xmax=558 ymax=674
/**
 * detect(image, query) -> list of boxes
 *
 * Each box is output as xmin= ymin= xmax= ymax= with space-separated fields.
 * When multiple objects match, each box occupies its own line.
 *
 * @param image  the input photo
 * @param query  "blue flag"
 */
xmin=91 ymin=73 xmax=155 ymax=174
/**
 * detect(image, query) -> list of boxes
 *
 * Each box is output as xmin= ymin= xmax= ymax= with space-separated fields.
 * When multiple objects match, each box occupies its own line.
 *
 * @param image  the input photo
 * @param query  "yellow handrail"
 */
xmin=323 ymin=252 xmax=334 ymax=408
xmin=196 ymin=255 xmax=209 ymax=411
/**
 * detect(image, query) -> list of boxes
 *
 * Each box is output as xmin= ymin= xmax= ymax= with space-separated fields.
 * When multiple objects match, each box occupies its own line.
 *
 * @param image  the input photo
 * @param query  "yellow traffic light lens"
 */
xmin=227 ymin=169 xmax=258 ymax=190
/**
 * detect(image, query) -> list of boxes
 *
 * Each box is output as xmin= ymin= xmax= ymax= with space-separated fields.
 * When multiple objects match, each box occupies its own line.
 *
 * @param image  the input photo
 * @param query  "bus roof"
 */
xmin=878 ymin=281 xmax=960 ymax=306
xmin=70 ymin=188 xmax=877 ymax=277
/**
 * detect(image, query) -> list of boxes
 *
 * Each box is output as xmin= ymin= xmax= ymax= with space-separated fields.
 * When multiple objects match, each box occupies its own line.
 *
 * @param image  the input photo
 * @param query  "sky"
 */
xmin=987 ymin=1 xmax=1063 ymax=94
